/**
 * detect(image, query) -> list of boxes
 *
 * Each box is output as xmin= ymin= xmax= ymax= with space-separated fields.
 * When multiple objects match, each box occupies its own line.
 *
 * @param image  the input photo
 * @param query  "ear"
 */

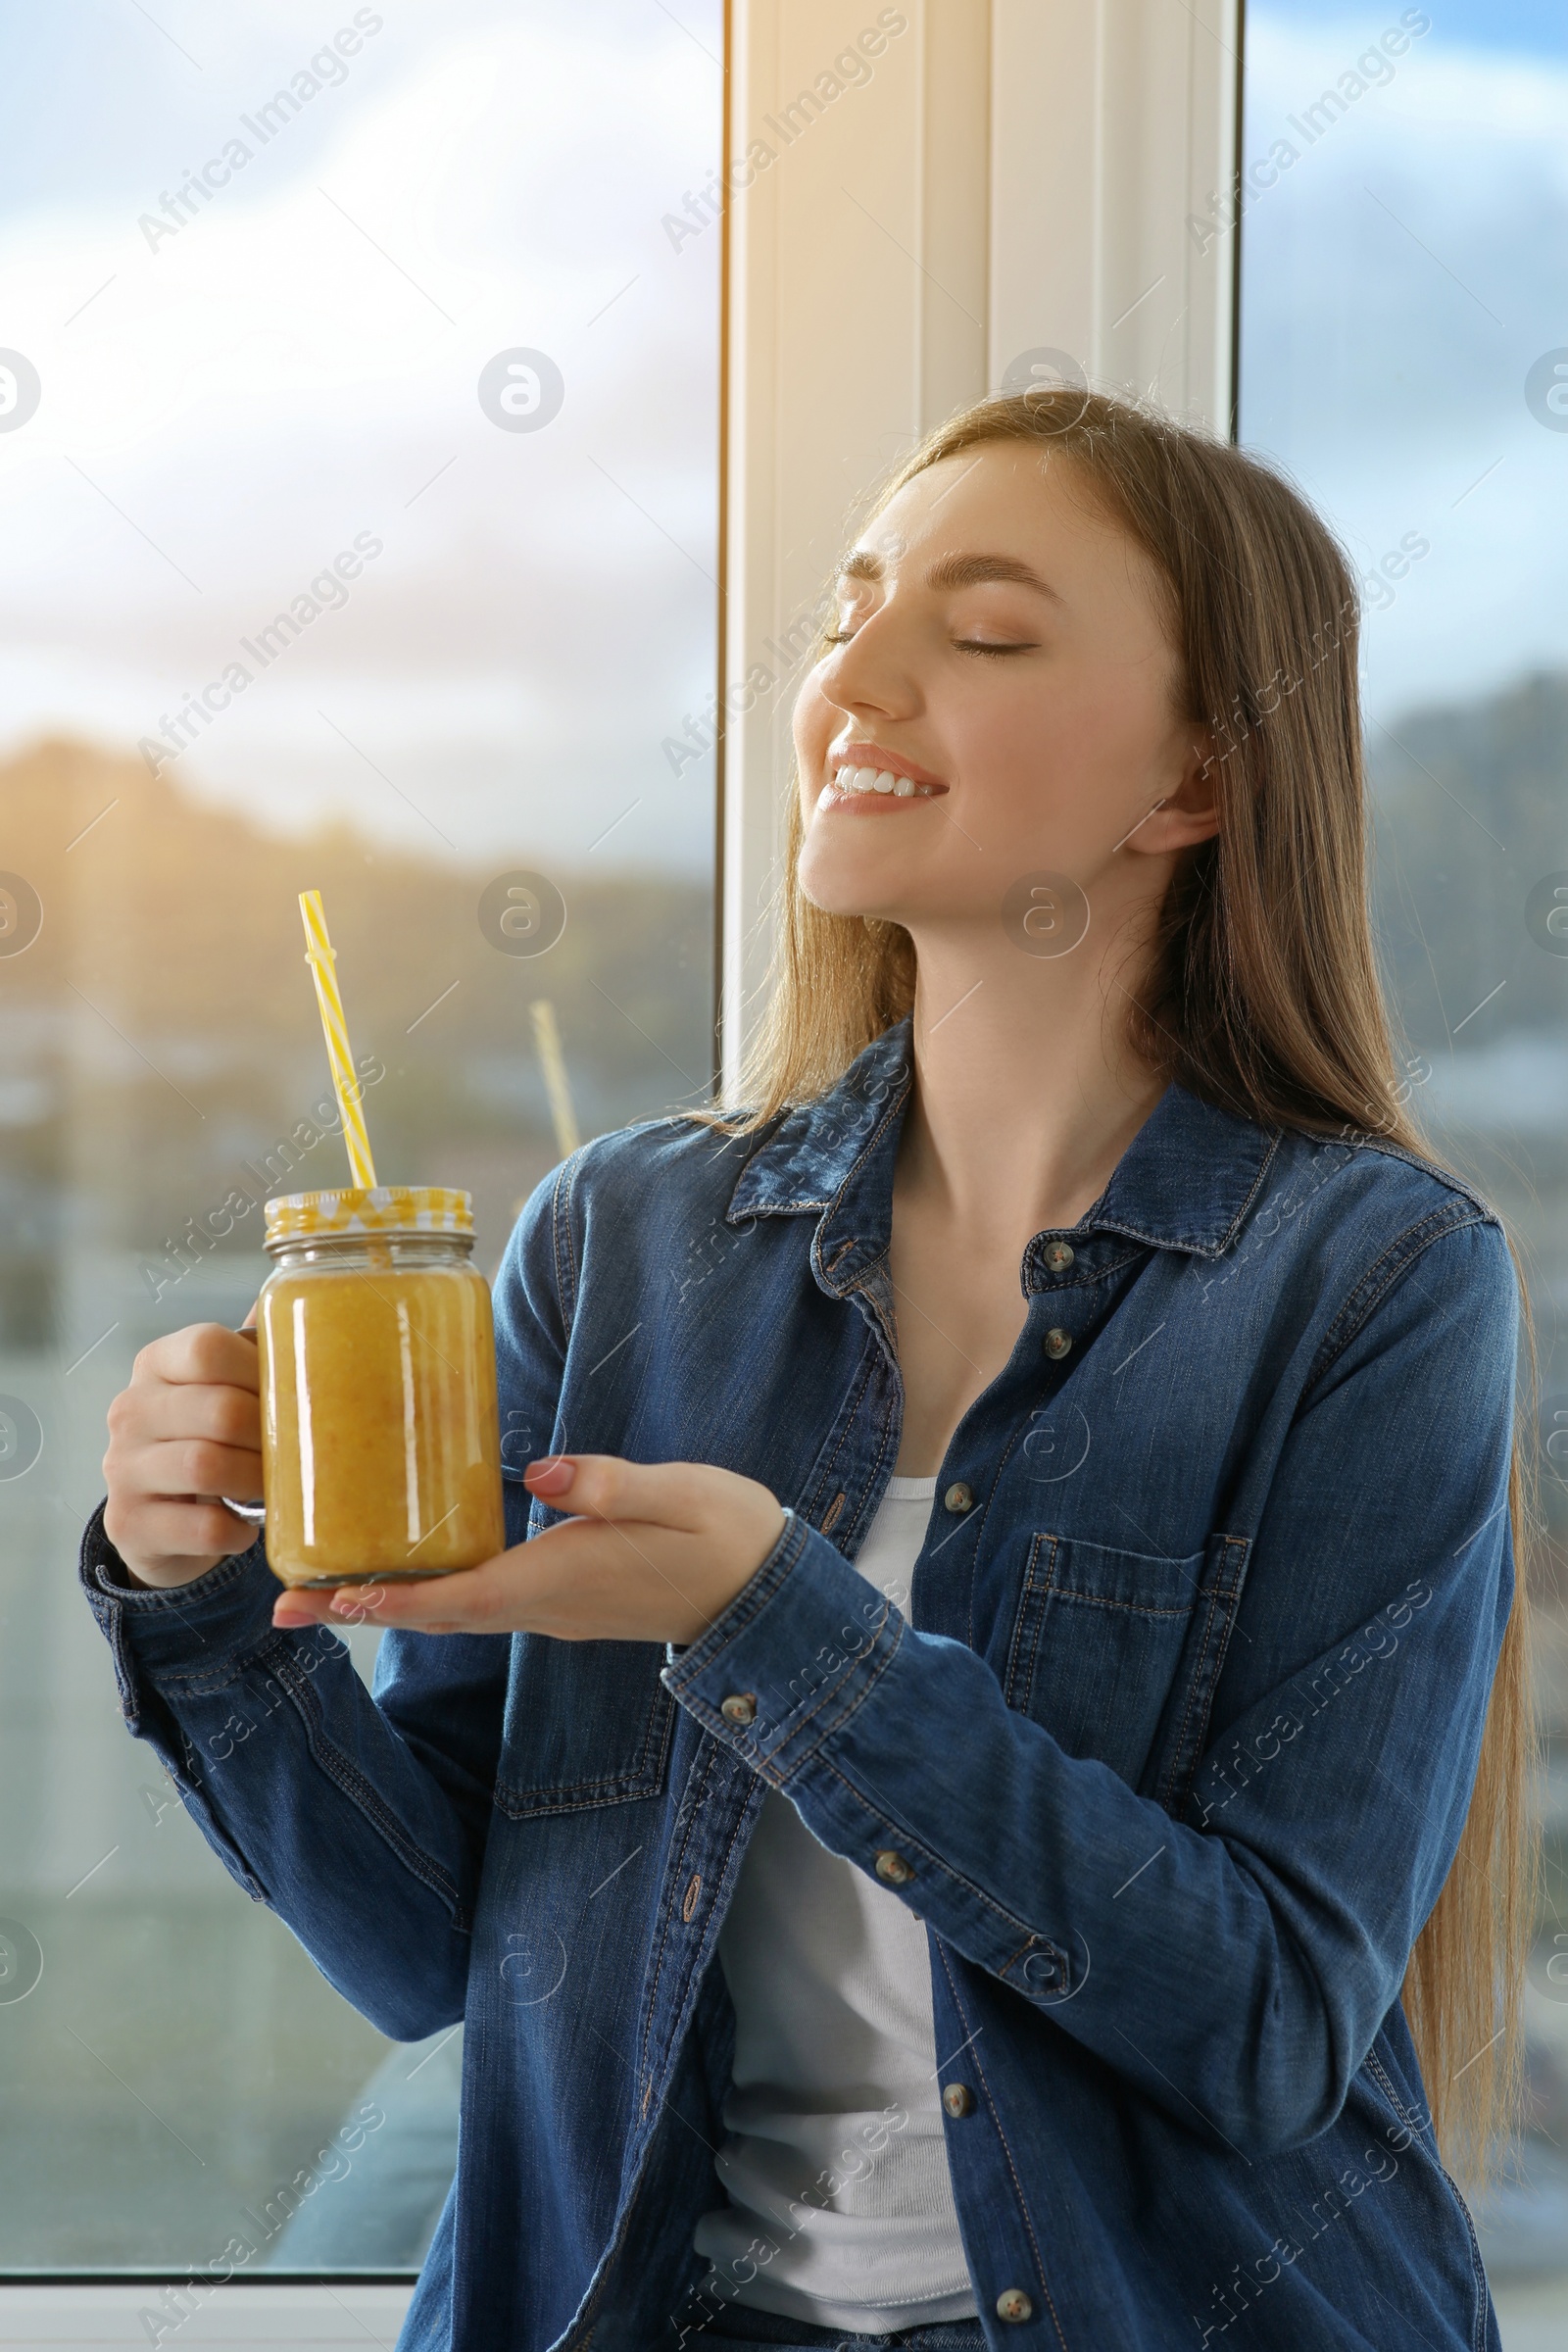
xmin=1121 ymin=726 xmax=1220 ymax=858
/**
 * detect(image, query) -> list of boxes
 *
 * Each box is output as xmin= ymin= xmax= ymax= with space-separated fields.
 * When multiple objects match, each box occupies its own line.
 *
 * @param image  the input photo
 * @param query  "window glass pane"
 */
xmin=0 ymin=0 xmax=719 ymax=2274
xmin=1239 ymin=0 xmax=1568 ymax=2315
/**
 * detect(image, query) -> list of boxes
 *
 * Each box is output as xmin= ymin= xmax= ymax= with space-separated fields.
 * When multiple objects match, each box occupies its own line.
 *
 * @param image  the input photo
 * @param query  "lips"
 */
xmin=823 ymin=743 xmax=947 ymax=801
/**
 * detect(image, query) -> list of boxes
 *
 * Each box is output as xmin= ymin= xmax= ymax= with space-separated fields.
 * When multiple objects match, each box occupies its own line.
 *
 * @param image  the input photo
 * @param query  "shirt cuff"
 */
xmin=78 ymin=1497 xmax=283 ymax=1734
xmin=659 ymin=1506 xmax=899 ymax=1781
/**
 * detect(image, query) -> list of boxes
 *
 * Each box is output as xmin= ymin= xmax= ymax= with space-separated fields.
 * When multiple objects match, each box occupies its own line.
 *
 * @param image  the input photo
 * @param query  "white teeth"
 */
xmin=831 ymin=759 xmax=937 ymax=798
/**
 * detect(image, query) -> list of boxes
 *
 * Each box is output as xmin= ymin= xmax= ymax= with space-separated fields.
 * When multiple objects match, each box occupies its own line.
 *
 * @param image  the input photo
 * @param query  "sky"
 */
xmin=1256 ymin=0 xmax=1568 ymax=56
xmin=0 ymin=0 xmax=724 ymax=869
xmin=1240 ymin=6 xmax=1568 ymax=729
xmin=0 ymin=4 xmax=1561 ymax=865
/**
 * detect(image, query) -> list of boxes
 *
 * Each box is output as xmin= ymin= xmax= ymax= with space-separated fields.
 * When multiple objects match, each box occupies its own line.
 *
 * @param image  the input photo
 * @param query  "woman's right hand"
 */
xmin=103 ymin=1325 xmax=264 ymax=1589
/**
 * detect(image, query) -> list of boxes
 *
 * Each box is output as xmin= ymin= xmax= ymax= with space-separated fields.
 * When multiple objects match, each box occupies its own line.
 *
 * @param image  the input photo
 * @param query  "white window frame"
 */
xmin=0 ymin=2281 xmax=416 ymax=2344
xmin=2 ymin=0 xmax=1237 ymax=2337
xmin=717 ymin=0 xmax=1240 ymax=1092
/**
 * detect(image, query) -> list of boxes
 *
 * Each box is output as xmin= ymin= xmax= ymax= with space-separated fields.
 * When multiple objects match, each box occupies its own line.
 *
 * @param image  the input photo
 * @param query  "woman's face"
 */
xmin=794 ymin=440 xmax=1215 ymax=933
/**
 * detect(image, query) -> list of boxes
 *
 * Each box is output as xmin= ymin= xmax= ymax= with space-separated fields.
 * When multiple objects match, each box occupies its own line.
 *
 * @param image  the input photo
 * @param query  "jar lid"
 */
xmin=264 ymin=1186 xmax=474 ymax=1247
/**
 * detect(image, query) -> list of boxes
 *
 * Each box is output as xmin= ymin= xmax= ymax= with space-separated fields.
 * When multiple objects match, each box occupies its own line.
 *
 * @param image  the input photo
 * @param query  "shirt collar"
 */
xmin=725 ymin=1016 xmax=1280 ymax=1293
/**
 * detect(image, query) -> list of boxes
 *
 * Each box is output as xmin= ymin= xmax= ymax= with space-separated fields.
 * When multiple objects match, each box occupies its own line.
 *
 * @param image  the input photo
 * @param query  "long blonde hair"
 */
xmin=720 ymin=386 xmax=1538 ymax=2181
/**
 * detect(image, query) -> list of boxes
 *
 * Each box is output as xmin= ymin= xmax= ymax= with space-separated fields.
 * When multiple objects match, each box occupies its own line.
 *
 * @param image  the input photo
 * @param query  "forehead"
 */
xmin=852 ymin=442 xmax=1117 ymax=566
xmin=839 ymin=440 xmax=1179 ymax=649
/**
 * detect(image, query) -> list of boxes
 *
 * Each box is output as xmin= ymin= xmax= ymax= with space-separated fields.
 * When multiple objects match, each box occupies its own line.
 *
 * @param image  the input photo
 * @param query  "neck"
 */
xmin=897 ymin=916 xmax=1169 ymax=1245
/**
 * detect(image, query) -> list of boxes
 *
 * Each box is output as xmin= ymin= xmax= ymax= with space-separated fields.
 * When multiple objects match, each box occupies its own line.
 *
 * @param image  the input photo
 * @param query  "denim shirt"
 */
xmin=79 ymin=1017 xmax=1518 ymax=2352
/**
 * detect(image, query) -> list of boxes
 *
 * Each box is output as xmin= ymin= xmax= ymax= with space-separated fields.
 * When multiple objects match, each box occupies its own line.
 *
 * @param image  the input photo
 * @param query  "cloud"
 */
xmin=1241 ymin=12 xmax=1568 ymax=721
xmin=0 ymin=3 xmax=723 ymax=868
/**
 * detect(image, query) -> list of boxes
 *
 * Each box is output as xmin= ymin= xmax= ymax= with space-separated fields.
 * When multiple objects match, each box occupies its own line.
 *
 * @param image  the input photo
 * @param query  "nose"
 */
xmin=819 ymin=601 xmax=917 ymax=718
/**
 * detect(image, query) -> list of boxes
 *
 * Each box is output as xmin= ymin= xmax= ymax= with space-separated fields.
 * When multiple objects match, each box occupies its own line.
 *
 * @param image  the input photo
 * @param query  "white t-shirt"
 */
xmin=690 ymin=1474 xmax=980 ymax=2331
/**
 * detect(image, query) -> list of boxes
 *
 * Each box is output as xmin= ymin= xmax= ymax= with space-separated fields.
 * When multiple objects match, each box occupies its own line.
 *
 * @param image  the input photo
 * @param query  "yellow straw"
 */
xmin=530 ymin=1000 xmax=581 ymax=1156
xmin=298 ymin=889 xmax=377 ymax=1188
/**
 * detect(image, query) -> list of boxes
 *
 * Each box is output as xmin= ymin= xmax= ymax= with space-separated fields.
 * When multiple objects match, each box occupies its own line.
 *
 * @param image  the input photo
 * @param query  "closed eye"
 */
xmin=823 ymin=630 xmax=1037 ymax=658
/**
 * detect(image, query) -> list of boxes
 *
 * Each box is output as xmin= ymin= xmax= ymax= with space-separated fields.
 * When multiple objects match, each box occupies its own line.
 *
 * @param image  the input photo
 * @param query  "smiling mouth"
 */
xmin=823 ymin=758 xmax=945 ymax=802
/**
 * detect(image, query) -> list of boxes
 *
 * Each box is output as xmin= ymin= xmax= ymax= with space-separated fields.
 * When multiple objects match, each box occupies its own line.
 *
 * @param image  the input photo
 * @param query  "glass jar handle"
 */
xmin=222 ymin=1321 xmax=266 ymax=1526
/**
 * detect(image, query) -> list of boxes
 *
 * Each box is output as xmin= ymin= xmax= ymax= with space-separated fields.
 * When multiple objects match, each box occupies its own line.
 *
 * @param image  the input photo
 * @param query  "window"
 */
xmin=0 ymin=0 xmax=720 ymax=2288
xmin=1240 ymin=0 xmax=1568 ymax=2315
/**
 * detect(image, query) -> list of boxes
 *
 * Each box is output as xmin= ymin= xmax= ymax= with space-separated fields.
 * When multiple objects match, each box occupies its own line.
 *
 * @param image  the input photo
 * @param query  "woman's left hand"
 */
xmin=269 ymin=1455 xmax=788 ymax=1644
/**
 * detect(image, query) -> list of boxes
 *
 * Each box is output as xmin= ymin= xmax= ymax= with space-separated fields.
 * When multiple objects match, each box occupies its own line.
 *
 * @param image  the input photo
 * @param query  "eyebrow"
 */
xmin=837 ymin=549 xmax=1065 ymax=603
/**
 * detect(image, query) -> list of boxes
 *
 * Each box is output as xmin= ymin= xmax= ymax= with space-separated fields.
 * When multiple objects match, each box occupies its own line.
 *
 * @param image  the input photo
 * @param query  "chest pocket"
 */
xmin=494 ymin=1637 xmax=676 ymax=1819
xmin=1003 ymin=1531 xmax=1249 ymax=1808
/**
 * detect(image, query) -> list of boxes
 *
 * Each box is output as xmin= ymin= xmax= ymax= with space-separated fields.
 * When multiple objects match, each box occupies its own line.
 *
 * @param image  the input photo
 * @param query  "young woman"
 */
xmin=89 ymin=387 xmax=1531 ymax=2352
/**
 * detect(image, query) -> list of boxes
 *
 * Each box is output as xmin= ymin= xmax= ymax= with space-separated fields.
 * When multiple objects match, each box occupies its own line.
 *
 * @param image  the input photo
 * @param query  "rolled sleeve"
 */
xmin=75 ymin=1496 xmax=503 ymax=2033
xmin=78 ymin=1500 xmax=282 ymax=1737
xmin=662 ymin=1505 xmax=1071 ymax=1984
xmin=661 ymin=1507 xmax=902 ymax=1757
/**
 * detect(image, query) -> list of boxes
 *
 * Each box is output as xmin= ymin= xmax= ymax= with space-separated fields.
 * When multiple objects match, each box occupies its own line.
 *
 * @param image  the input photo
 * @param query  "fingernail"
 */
xmin=272 ymin=1601 xmax=311 ymax=1626
xmin=525 ymin=1456 xmax=576 ymax=1494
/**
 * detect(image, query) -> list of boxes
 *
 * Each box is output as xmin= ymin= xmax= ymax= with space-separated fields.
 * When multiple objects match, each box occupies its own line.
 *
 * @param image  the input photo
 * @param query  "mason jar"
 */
xmin=254 ymin=1186 xmax=506 ymax=1588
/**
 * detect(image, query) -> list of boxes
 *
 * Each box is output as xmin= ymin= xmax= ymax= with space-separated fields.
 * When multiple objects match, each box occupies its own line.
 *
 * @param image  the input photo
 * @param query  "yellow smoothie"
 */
xmin=257 ymin=1215 xmax=505 ymax=1587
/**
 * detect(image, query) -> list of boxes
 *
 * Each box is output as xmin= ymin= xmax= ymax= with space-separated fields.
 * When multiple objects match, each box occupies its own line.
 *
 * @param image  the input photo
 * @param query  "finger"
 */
xmin=122 ymin=1382 xmax=261 ymax=1449
xmin=271 ymin=1583 xmax=418 ymax=1630
xmin=272 ymin=1588 xmax=350 ymax=1627
xmin=137 ymin=1324 xmax=261 ymax=1394
xmin=115 ymin=1497 xmax=260 ymax=1559
xmin=325 ymin=1566 xmax=504 ymax=1631
xmin=118 ymin=1437 xmax=265 ymax=1502
xmin=521 ymin=1453 xmax=713 ymax=1532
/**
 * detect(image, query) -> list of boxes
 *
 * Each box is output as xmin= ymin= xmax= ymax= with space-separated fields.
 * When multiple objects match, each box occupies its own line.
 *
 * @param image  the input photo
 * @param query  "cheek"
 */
xmin=793 ymin=670 xmax=834 ymax=760
xmin=955 ymin=684 xmax=1082 ymax=814
xmin=969 ymin=669 xmax=1164 ymax=800
xmin=792 ymin=672 xmax=837 ymax=808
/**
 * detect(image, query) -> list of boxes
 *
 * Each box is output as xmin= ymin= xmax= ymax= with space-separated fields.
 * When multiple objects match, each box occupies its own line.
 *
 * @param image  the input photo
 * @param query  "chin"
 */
xmin=797 ymin=858 xmax=906 ymax=924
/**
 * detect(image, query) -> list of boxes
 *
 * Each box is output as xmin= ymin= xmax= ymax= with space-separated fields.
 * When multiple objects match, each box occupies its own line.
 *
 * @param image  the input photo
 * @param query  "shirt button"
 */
xmin=1044 ymin=1241 xmax=1074 ymax=1271
xmin=942 ymin=2082 xmax=976 ymax=2118
xmin=873 ymin=1848 xmax=915 ymax=1886
xmin=1043 ymin=1327 xmax=1072 ymax=1360
xmin=719 ymin=1692 xmax=757 ymax=1726
xmin=996 ymin=2288 xmax=1034 ymax=2323
xmin=943 ymin=1482 xmax=974 ymax=1514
